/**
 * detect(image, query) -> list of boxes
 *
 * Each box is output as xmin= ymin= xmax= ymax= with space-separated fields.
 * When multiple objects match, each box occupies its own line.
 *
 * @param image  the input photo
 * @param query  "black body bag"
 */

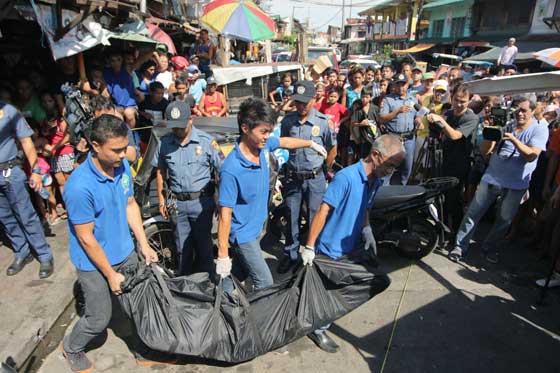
xmin=118 ymin=253 xmax=390 ymax=363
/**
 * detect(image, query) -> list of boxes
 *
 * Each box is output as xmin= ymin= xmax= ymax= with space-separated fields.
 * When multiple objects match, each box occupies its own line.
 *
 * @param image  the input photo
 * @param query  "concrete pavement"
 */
xmin=0 ymin=222 xmax=75 ymax=371
xmin=37 ymin=237 xmax=560 ymax=373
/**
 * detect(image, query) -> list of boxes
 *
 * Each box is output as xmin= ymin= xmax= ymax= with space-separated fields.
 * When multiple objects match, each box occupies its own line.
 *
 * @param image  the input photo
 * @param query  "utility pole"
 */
xmin=341 ymin=0 xmax=345 ymax=38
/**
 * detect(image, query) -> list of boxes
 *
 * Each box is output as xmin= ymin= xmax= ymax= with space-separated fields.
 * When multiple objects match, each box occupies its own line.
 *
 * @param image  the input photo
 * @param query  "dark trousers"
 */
xmin=445 ymin=178 xmax=466 ymax=233
xmin=174 ymin=196 xmax=215 ymax=276
xmin=284 ymin=176 xmax=326 ymax=258
xmin=0 ymin=166 xmax=52 ymax=262
xmin=64 ymin=251 xmax=138 ymax=353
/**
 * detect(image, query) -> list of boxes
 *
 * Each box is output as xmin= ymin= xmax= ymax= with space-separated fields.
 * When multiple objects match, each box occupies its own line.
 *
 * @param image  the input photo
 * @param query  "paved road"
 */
xmin=37 ymin=232 xmax=560 ymax=373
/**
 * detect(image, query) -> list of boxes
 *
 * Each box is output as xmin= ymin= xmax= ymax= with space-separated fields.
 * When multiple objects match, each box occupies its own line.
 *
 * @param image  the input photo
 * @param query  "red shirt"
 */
xmin=45 ymin=118 xmax=74 ymax=157
xmin=548 ymin=129 xmax=560 ymax=185
xmin=319 ymin=101 xmax=349 ymax=133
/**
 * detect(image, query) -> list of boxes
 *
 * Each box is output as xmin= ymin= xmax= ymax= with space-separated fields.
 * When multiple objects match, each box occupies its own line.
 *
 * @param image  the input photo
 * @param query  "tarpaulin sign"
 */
xmin=30 ymin=4 xmax=104 ymax=61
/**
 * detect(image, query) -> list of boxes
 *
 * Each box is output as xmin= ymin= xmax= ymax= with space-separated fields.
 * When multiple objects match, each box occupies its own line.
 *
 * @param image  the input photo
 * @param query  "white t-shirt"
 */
xmin=498 ymin=46 xmax=518 ymax=66
xmin=155 ymin=71 xmax=173 ymax=99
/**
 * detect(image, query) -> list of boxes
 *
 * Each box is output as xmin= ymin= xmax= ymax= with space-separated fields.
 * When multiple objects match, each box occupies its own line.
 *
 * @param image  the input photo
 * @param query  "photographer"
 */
xmin=426 ymin=84 xmax=478 ymax=231
xmin=448 ymin=96 xmax=549 ymax=263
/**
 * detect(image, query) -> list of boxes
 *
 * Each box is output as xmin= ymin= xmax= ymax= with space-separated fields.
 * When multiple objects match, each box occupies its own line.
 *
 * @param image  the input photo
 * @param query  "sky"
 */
xmin=267 ymin=0 xmax=371 ymax=32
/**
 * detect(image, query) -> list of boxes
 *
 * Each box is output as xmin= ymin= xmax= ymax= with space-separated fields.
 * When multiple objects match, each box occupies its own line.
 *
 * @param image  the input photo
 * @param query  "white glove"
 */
xmin=309 ymin=141 xmax=327 ymax=158
xmin=299 ymin=245 xmax=316 ymax=266
xmin=215 ymin=257 xmax=232 ymax=278
xmin=362 ymin=225 xmax=377 ymax=256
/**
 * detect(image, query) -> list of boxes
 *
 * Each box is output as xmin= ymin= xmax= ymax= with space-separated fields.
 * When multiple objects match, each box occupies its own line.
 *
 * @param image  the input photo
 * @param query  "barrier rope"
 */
xmin=379 ymin=263 xmax=413 ymax=373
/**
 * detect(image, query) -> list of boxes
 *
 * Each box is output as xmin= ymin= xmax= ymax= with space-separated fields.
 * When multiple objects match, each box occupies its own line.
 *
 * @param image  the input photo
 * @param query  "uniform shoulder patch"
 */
xmin=211 ymin=139 xmax=225 ymax=160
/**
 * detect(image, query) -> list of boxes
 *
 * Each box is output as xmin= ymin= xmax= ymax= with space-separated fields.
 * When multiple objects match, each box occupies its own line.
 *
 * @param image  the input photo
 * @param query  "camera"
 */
xmin=429 ymin=119 xmax=445 ymax=138
xmin=63 ymin=88 xmax=94 ymax=145
xmin=482 ymin=105 xmax=514 ymax=141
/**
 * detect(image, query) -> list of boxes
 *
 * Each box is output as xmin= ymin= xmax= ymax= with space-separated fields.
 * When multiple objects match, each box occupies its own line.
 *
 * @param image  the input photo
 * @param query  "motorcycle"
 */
xmin=370 ymin=177 xmax=457 ymax=259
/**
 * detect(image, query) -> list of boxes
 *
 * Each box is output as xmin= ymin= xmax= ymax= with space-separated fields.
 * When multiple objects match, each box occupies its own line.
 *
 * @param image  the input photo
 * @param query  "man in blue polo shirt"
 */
xmin=216 ymin=98 xmax=327 ymax=291
xmin=303 ymin=134 xmax=405 ymax=353
xmin=61 ymin=115 xmax=162 ymax=372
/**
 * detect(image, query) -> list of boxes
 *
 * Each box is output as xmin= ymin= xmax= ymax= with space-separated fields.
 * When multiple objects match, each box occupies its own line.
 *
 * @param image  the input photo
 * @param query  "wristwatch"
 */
xmin=32 ymin=168 xmax=42 ymax=175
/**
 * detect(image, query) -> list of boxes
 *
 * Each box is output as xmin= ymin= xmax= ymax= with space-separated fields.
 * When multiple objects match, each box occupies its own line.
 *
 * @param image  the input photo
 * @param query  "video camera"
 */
xmin=63 ymin=86 xmax=94 ymax=146
xmin=482 ymin=105 xmax=515 ymax=142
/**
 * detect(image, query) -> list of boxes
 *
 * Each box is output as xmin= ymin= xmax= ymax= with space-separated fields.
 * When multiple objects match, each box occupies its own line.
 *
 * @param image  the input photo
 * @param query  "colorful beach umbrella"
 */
xmin=201 ymin=0 xmax=275 ymax=42
xmin=534 ymin=48 xmax=560 ymax=68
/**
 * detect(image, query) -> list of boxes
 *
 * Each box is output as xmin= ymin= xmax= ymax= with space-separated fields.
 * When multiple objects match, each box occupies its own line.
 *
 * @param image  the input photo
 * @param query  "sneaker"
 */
xmin=448 ymin=247 xmax=463 ymax=263
xmin=48 ymin=217 xmax=62 ymax=226
xmin=60 ymin=344 xmax=93 ymax=373
xmin=485 ymin=251 xmax=499 ymax=264
xmin=536 ymin=271 xmax=560 ymax=288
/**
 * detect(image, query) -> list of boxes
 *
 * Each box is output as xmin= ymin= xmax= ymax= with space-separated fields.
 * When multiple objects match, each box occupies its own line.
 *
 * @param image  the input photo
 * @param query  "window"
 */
xmin=451 ymin=17 xmax=466 ymax=38
xmin=432 ymin=20 xmax=444 ymax=38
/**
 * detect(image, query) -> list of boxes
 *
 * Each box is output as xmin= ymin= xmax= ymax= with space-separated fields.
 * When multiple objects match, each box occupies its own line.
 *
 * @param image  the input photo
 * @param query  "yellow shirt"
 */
xmin=418 ymin=96 xmax=444 ymax=138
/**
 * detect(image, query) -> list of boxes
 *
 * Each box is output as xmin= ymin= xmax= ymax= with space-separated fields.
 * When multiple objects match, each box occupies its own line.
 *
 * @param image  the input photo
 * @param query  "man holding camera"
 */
xmin=426 ymin=85 xmax=478 ymax=231
xmin=447 ymin=96 xmax=548 ymax=263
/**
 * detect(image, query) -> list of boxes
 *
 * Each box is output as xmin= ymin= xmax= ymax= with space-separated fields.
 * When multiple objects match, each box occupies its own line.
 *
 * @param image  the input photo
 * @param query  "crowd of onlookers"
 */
xmin=266 ymin=48 xmax=560 ymax=287
xmin=0 ymin=29 xmax=231 ymax=231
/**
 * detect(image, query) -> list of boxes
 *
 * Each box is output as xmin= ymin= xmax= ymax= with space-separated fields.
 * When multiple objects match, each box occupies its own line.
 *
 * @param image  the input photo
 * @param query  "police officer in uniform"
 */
xmin=153 ymin=101 xmax=224 ymax=275
xmin=278 ymin=81 xmax=337 ymax=273
xmin=379 ymin=73 xmax=423 ymax=185
xmin=0 ymin=102 xmax=54 ymax=278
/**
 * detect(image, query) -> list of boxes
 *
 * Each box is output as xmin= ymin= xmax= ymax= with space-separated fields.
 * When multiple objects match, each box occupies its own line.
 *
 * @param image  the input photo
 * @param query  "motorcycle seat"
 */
xmin=372 ymin=186 xmax=426 ymax=209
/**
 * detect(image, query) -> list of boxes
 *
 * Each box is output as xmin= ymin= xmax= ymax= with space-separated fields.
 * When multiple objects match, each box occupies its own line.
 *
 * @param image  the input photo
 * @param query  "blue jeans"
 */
xmin=225 ymin=238 xmax=273 ymax=293
xmin=0 ymin=166 xmax=52 ymax=262
xmin=455 ymin=181 xmax=526 ymax=255
xmin=383 ymin=136 xmax=415 ymax=185
xmin=284 ymin=176 xmax=326 ymax=259
xmin=175 ymin=196 xmax=215 ymax=275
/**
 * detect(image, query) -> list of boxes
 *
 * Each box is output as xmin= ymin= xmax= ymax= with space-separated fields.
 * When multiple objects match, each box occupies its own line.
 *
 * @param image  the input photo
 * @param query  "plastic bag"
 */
xmin=118 ymin=253 xmax=390 ymax=363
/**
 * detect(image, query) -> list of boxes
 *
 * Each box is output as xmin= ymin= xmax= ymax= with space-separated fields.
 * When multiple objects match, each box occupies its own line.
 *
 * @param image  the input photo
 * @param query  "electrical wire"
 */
xmin=311 ymin=8 xmax=342 ymax=30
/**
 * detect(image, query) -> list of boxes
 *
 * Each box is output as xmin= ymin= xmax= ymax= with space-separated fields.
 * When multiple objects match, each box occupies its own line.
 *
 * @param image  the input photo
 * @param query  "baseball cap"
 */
xmin=435 ymin=84 xmax=447 ymax=92
xmin=412 ymin=66 xmax=423 ymax=73
xmin=422 ymin=72 xmax=435 ymax=80
xmin=189 ymin=54 xmax=199 ymax=61
xmin=188 ymin=65 xmax=200 ymax=73
xmin=292 ymin=81 xmax=316 ymax=103
xmin=544 ymin=104 xmax=559 ymax=114
xmin=393 ymin=74 xmax=408 ymax=84
xmin=206 ymin=76 xmax=217 ymax=85
xmin=170 ymin=56 xmax=188 ymax=71
xmin=162 ymin=101 xmax=191 ymax=129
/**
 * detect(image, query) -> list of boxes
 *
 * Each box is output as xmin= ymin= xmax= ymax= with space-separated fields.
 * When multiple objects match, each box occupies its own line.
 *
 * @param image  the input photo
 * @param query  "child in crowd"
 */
xmin=81 ymin=65 xmax=109 ymax=99
xmin=342 ymin=67 xmax=365 ymax=109
xmin=199 ymin=76 xmax=228 ymax=117
xmin=324 ymin=69 xmax=338 ymax=97
xmin=313 ymin=82 xmax=326 ymax=110
xmin=319 ymin=87 xmax=349 ymax=135
xmin=337 ymin=73 xmax=347 ymax=89
xmin=348 ymin=85 xmax=378 ymax=164
xmin=138 ymin=81 xmax=169 ymax=145
xmin=138 ymin=60 xmax=157 ymax=98
xmin=269 ymin=72 xmax=294 ymax=109
xmin=40 ymin=92 xmax=74 ymax=200
xmin=172 ymin=77 xmax=201 ymax=116
xmin=187 ymin=65 xmax=207 ymax=105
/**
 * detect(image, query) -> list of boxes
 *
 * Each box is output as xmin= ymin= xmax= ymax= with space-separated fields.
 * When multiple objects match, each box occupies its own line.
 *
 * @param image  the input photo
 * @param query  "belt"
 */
xmin=173 ymin=184 xmax=215 ymax=201
xmin=0 ymin=159 xmax=22 ymax=171
xmin=389 ymin=130 xmax=415 ymax=140
xmin=287 ymin=167 xmax=323 ymax=180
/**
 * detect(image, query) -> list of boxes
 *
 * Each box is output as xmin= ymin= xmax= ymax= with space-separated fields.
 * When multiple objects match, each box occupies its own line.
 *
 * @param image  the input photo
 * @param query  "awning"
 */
xmin=468 ymin=41 xmax=560 ymax=62
xmin=212 ymin=63 xmax=303 ymax=86
xmin=393 ymin=43 xmax=436 ymax=55
xmin=464 ymin=71 xmax=560 ymax=95
xmin=339 ymin=38 xmax=366 ymax=44
xmin=424 ymin=0 xmax=466 ymax=9
xmin=359 ymin=0 xmax=401 ymax=16
xmin=457 ymin=41 xmax=492 ymax=47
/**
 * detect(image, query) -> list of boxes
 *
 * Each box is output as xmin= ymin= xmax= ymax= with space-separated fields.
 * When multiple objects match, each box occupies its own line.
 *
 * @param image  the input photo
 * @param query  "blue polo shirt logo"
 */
xmin=122 ymin=174 xmax=130 ymax=194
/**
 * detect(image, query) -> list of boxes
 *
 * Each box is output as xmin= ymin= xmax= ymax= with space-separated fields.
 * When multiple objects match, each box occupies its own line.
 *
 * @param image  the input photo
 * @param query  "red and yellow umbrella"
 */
xmin=534 ymin=48 xmax=560 ymax=68
xmin=201 ymin=0 xmax=275 ymax=42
